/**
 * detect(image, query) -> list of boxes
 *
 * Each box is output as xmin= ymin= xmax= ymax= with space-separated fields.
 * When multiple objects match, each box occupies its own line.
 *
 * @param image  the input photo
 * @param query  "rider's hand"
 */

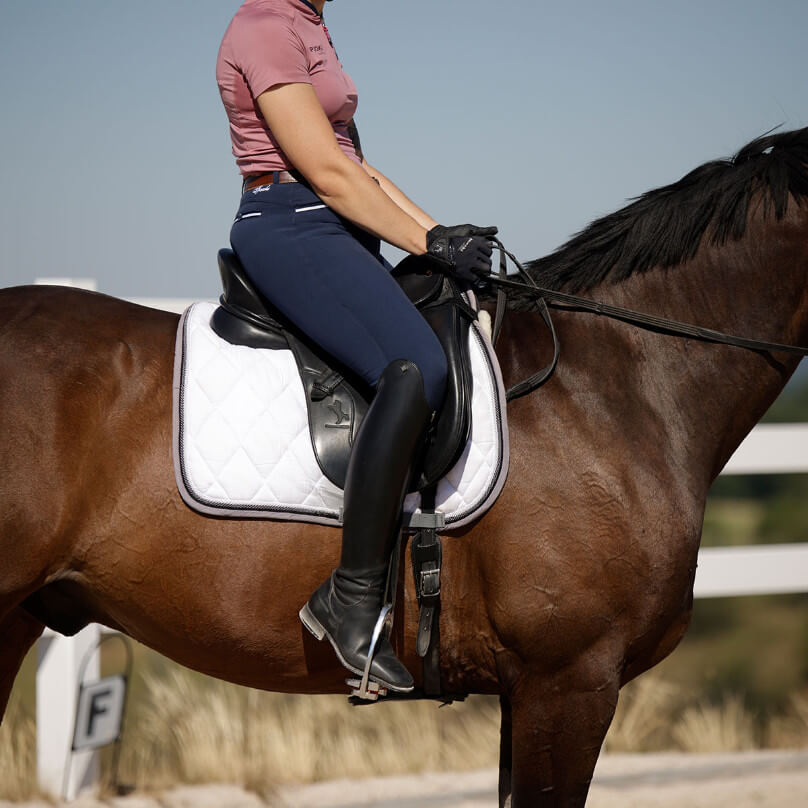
xmin=425 ymin=224 xmax=498 ymax=284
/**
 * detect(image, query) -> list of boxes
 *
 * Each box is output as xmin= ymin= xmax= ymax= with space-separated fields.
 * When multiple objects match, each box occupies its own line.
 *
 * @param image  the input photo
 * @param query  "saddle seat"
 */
xmin=210 ymin=248 xmax=478 ymax=491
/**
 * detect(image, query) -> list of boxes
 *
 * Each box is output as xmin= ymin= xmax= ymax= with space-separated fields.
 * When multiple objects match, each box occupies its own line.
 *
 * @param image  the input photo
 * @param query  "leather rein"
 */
xmin=486 ymin=238 xmax=808 ymax=402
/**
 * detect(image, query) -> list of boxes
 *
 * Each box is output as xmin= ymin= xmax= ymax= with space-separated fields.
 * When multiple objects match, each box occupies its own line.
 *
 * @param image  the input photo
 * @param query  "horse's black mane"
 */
xmin=501 ymin=127 xmax=808 ymax=305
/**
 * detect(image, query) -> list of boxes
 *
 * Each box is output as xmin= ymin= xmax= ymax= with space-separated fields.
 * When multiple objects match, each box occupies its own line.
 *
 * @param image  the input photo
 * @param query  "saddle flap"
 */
xmin=284 ymin=336 xmax=370 ymax=487
xmin=418 ymin=279 xmax=475 ymax=487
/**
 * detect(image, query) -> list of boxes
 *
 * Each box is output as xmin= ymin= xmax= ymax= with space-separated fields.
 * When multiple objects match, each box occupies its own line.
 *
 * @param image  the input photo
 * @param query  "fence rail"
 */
xmin=721 ymin=423 xmax=808 ymax=475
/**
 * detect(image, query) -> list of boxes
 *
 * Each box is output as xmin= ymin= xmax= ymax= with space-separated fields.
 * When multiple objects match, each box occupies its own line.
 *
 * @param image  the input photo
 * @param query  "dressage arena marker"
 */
xmin=37 ymin=627 xmax=99 ymax=800
xmin=27 ymin=288 xmax=808 ymax=800
xmin=38 ymin=628 xmax=132 ymax=801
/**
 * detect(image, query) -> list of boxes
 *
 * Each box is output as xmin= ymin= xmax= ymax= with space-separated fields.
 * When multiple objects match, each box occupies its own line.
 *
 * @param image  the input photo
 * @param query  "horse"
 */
xmin=1 ymin=126 xmax=807 ymax=807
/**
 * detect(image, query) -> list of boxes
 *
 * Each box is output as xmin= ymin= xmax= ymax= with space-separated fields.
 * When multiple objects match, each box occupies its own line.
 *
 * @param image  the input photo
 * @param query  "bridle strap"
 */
xmin=504 ymin=295 xmax=561 ymax=401
xmin=486 ymin=239 xmax=808 ymax=400
xmin=491 ymin=245 xmax=508 ymax=347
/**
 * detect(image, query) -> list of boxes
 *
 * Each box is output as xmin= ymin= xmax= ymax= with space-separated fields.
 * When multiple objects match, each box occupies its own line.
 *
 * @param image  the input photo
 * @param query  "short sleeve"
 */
xmin=232 ymin=12 xmax=310 ymax=98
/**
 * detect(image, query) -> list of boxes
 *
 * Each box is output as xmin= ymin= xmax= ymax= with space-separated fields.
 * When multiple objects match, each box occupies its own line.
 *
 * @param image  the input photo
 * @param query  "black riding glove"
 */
xmin=425 ymin=224 xmax=498 ymax=284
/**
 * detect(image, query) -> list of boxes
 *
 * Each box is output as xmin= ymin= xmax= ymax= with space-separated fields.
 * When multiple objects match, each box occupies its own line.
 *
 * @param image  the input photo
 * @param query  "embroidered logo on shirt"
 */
xmin=309 ymin=45 xmax=324 ymax=54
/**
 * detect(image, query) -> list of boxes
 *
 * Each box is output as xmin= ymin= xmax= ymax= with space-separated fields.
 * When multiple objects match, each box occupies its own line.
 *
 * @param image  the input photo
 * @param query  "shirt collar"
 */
xmin=296 ymin=0 xmax=321 ymax=20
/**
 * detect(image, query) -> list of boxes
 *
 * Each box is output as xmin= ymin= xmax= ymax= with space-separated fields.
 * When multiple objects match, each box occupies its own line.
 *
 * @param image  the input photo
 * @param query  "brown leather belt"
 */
xmin=242 ymin=170 xmax=302 ymax=193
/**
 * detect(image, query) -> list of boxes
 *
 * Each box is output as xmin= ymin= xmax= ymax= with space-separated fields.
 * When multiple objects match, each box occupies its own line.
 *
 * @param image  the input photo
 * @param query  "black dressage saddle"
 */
xmin=210 ymin=249 xmax=478 ymax=491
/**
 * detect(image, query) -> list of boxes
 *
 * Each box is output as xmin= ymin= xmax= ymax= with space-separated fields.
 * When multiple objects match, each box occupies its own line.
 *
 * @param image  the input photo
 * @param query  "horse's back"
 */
xmin=0 ymin=284 xmax=178 ymax=350
xmin=0 ymin=285 xmax=178 ymax=420
xmin=0 ymin=285 xmax=179 ymax=563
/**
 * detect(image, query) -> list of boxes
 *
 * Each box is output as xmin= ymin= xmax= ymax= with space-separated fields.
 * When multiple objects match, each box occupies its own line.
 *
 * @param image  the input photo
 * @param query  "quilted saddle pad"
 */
xmin=172 ymin=302 xmax=509 ymax=530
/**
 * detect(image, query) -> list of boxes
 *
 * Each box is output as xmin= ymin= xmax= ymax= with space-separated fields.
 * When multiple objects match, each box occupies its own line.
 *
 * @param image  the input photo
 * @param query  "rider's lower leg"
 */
xmin=299 ymin=360 xmax=433 ymax=692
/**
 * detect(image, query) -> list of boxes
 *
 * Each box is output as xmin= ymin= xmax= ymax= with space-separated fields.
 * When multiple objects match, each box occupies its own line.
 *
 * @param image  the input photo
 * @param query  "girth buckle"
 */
xmin=412 ymin=524 xmax=442 ymax=602
xmin=419 ymin=567 xmax=441 ymax=599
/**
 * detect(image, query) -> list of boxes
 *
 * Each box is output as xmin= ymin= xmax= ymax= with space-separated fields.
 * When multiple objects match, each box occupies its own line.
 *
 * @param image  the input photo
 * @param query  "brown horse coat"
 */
xmin=2 ymin=127 xmax=807 ymax=806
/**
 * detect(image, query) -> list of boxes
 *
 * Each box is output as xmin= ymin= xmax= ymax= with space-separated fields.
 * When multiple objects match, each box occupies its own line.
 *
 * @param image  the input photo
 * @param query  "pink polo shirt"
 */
xmin=217 ymin=0 xmax=360 ymax=175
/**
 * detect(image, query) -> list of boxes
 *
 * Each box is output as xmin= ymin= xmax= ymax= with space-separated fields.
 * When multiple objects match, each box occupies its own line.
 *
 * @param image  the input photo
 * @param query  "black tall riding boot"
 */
xmin=299 ymin=360 xmax=433 ymax=692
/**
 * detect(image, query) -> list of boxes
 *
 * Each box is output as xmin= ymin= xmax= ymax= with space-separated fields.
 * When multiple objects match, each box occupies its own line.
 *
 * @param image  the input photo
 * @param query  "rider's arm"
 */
xmin=362 ymin=159 xmax=439 ymax=232
xmin=256 ymin=83 xmax=428 ymax=255
xmin=345 ymin=118 xmax=439 ymax=231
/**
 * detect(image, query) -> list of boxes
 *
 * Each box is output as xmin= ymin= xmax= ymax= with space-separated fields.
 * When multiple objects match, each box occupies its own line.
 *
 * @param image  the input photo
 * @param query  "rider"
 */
xmin=216 ymin=0 xmax=497 ymax=693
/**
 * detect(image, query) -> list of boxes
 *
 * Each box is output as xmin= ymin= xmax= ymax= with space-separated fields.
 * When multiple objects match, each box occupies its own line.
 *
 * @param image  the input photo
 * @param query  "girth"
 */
xmin=210 ymin=249 xmax=478 ymax=492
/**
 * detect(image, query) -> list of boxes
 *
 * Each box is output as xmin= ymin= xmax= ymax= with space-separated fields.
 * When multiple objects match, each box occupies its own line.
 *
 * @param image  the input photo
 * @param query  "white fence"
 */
xmin=695 ymin=423 xmax=808 ymax=598
xmin=28 ymin=284 xmax=808 ymax=799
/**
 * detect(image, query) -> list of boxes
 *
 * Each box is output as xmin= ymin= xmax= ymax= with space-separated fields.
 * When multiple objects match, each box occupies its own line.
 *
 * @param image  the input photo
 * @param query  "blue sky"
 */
xmin=1 ymin=0 xmax=806 ymax=301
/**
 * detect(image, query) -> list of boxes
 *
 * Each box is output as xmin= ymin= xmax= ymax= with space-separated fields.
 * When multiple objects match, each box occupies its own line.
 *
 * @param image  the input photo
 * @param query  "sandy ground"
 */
xmin=3 ymin=750 xmax=807 ymax=808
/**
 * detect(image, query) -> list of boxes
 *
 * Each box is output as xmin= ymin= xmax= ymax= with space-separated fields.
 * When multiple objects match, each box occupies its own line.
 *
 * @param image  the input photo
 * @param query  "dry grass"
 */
xmin=768 ymin=690 xmax=808 ymax=748
xmin=604 ymin=676 xmax=681 ymax=752
xmin=3 ymin=670 xmax=807 ymax=801
xmin=118 ymin=668 xmax=501 ymax=796
xmin=671 ymin=693 xmax=758 ymax=752
xmin=0 ymin=691 xmax=39 ymax=801
xmin=117 ymin=671 xmax=808 ymax=793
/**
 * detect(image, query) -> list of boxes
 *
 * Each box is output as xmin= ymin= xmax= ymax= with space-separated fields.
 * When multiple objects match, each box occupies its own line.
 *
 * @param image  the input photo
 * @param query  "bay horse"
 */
xmin=2 ymin=127 xmax=808 ymax=806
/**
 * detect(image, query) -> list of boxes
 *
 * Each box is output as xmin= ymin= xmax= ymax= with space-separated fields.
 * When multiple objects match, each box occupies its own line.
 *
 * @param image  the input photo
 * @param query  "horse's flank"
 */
xmin=1 ymin=128 xmax=807 ymax=806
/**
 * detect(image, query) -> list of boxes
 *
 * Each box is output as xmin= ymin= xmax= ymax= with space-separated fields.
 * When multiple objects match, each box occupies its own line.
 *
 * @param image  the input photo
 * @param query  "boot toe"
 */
xmin=368 ymin=643 xmax=414 ymax=691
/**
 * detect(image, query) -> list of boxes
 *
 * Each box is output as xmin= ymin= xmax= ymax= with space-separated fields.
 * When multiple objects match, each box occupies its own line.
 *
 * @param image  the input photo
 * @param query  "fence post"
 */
xmin=37 ymin=625 xmax=101 ymax=800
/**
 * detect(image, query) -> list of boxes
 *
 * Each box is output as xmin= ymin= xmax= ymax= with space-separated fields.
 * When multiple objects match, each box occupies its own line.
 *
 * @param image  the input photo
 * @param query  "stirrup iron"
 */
xmin=348 ymin=603 xmax=393 ymax=701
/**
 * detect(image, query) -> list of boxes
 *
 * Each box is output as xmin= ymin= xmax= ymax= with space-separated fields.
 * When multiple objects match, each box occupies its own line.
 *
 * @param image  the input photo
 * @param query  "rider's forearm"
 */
xmin=362 ymin=161 xmax=439 ymax=232
xmin=310 ymin=158 xmax=428 ymax=255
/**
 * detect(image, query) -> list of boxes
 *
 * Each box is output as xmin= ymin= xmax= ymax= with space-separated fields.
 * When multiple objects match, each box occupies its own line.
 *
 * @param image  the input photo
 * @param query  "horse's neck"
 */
xmin=595 ymin=208 xmax=805 ymax=489
xmin=510 ymin=207 xmax=807 ymax=501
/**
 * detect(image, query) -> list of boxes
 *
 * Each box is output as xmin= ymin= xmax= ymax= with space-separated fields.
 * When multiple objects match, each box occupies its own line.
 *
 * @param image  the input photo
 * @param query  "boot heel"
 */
xmin=299 ymin=603 xmax=326 ymax=641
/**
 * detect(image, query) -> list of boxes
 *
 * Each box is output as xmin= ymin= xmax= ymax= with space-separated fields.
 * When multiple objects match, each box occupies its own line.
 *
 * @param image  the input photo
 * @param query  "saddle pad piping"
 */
xmin=454 ymin=324 xmax=509 ymax=525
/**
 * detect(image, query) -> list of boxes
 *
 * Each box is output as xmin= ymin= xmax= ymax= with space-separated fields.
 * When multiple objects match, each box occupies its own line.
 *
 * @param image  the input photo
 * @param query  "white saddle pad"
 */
xmin=172 ymin=302 xmax=509 ymax=530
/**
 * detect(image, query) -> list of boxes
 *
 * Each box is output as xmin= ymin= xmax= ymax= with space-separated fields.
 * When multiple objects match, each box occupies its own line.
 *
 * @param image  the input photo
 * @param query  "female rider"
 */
xmin=217 ymin=0 xmax=496 ymax=693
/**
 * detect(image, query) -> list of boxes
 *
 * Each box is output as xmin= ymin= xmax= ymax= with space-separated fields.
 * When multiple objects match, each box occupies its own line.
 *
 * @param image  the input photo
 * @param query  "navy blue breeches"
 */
xmin=229 ymin=182 xmax=448 ymax=411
